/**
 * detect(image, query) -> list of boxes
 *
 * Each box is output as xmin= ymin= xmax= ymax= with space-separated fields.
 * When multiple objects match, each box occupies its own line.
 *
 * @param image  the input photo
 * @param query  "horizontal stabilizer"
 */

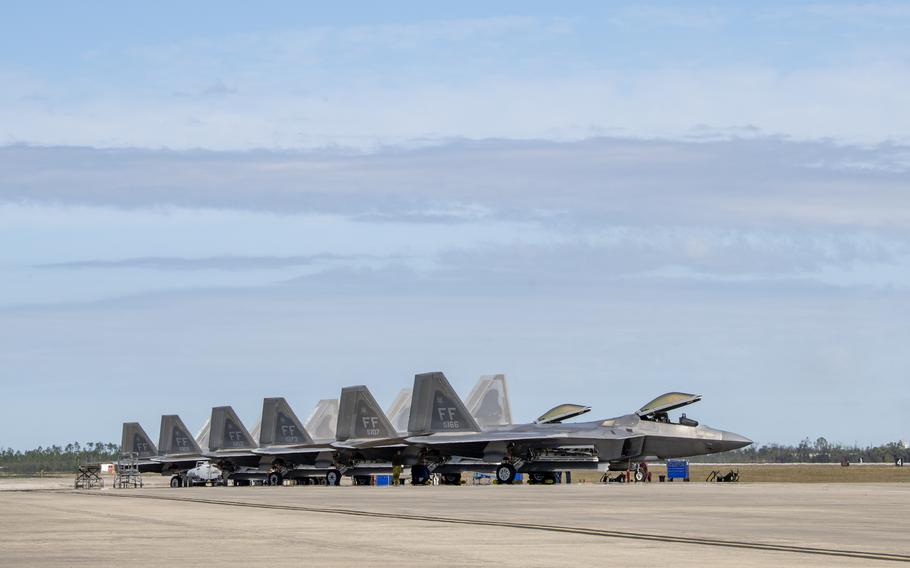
xmin=121 ymin=422 xmax=157 ymax=458
xmin=158 ymin=415 xmax=203 ymax=456
xmin=408 ymin=372 xmax=481 ymax=435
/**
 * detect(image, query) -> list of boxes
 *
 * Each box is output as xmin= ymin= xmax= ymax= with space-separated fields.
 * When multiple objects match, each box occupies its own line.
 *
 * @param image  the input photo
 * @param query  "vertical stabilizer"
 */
xmin=408 ymin=372 xmax=481 ymax=434
xmin=259 ymin=397 xmax=312 ymax=446
xmin=336 ymin=386 xmax=397 ymax=442
xmin=386 ymin=388 xmax=412 ymax=433
xmin=466 ymin=374 xmax=513 ymax=427
xmin=195 ymin=417 xmax=211 ymax=452
xmin=305 ymin=399 xmax=339 ymax=441
xmin=208 ymin=406 xmax=256 ymax=452
xmin=121 ymin=422 xmax=157 ymax=458
xmin=158 ymin=415 xmax=203 ymax=456
xmin=249 ymin=415 xmax=262 ymax=447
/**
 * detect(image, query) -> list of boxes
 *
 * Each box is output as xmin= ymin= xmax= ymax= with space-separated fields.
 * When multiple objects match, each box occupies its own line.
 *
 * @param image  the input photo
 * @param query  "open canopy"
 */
xmin=535 ymin=403 xmax=592 ymax=424
xmin=636 ymin=392 xmax=702 ymax=417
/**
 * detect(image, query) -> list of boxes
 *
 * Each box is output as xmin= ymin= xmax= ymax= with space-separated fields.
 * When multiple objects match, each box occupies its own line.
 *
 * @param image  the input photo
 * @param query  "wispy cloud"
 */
xmin=36 ymin=254 xmax=371 ymax=271
xmin=2 ymin=11 xmax=909 ymax=148
xmin=3 ymin=138 xmax=908 ymax=229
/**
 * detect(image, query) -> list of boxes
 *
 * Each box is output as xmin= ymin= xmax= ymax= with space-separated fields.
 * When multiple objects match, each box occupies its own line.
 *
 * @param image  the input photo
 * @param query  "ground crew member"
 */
xmin=392 ymin=452 xmax=402 ymax=486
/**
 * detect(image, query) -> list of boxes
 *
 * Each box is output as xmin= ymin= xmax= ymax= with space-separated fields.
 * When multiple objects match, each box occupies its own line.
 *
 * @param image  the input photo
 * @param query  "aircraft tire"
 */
xmin=169 ymin=475 xmax=183 ymax=488
xmin=268 ymin=472 xmax=283 ymax=486
xmin=411 ymin=465 xmax=430 ymax=485
xmin=529 ymin=472 xmax=547 ymax=484
xmin=326 ymin=469 xmax=342 ymax=486
xmin=442 ymin=473 xmax=461 ymax=485
xmin=496 ymin=463 xmax=516 ymax=484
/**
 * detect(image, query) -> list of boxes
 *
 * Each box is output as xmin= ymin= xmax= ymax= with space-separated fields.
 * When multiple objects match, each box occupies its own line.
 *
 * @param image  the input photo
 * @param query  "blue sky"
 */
xmin=1 ymin=2 xmax=908 ymax=448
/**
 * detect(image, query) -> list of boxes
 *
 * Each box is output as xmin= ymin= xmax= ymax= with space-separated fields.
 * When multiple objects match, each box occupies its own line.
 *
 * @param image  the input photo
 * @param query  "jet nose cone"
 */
xmin=722 ymin=431 xmax=753 ymax=450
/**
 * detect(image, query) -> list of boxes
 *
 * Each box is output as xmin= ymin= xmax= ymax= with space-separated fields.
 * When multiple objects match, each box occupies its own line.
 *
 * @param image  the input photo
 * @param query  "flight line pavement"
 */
xmin=0 ymin=481 xmax=907 ymax=567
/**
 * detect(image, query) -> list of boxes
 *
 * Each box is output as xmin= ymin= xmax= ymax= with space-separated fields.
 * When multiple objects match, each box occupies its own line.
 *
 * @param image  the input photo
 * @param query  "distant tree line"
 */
xmin=0 ymin=442 xmax=119 ymax=474
xmin=690 ymin=438 xmax=908 ymax=464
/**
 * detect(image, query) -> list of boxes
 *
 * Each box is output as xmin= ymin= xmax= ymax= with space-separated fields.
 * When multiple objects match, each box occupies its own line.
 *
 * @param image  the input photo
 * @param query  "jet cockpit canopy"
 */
xmin=535 ymin=403 xmax=592 ymax=424
xmin=636 ymin=392 xmax=702 ymax=424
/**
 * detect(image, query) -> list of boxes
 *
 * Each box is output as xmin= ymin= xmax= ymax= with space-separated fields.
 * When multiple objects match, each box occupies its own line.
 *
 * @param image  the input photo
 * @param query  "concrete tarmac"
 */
xmin=1 ymin=482 xmax=908 ymax=567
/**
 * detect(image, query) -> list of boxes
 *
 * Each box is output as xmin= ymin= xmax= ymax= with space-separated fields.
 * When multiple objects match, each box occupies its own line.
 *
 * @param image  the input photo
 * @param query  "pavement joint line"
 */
xmin=74 ymin=490 xmax=910 ymax=563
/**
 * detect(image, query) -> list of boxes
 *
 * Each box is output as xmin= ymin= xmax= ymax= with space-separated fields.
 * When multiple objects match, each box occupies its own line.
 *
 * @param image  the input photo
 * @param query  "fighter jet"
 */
xmin=255 ymin=377 xmax=516 ymax=485
xmin=403 ymin=372 xmax=752 ymax=484
xmin=328 ymin=376 xmax=518 ymax=486
xmin=248 ymin=397 xmax=337 ymax=485
xmin=119 ymin=415 xmax=211 ymax=486
xmin=325 ymin=385 xmax=410 ymax=484
xmin=198 ymin=405 xmax=267 ymax=484
xmin=119 ymin=422 xmax=161 ymax=472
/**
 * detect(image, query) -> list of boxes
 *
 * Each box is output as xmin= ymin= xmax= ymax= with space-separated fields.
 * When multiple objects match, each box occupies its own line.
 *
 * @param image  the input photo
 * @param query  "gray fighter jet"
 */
xmin=199 ymin=400 xmax=348 ymax=486
xmin=404 ymin=372 xmax=752 ymax=484
xmin=119 ymin=422 xmax=160 ymax=471
xmin=248 ymin=397 xmax=337 ymax=485
xmin=120 ymin=415 xmax=210 ymax=486
xmin=256 ymin=377 xmax=517 ymax=485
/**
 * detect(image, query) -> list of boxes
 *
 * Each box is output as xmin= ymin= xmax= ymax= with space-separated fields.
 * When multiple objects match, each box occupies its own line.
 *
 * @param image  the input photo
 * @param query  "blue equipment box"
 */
xmin=666 ymin=460 xmax=689 ymax=479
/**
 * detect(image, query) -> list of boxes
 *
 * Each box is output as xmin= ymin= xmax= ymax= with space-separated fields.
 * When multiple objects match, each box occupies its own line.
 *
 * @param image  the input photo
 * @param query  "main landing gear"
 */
xmin=411 ymin=464 xmax=431 ymax=485
xmin=495 ymin=463 xmax=516 ymax=484
xmin=325 ymin=469 xmax=342 ymax=486
xmin=440 ymin=473 xmax=461 ymax=486
xmin=528 ymin=472 xmax=559 ymax=485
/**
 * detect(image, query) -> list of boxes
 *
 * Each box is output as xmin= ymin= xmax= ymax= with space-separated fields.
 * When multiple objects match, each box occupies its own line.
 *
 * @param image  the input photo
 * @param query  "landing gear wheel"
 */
xmin=170 ymin=475 xmax=183 ymax=488
xmin=326 ymin=469 xmax=341 ymax=486
xmin=496 ymin=463 xmax=516 ymax=484
xmin=529 ymin=472 xmax=547 ymax=484
xmin=268 ymin=472 xmax=283 ymax=486
xmin=411 ymin=465 xmax=430 ymax=485
xmin=441 ymin=473 xmax=461 ymax=485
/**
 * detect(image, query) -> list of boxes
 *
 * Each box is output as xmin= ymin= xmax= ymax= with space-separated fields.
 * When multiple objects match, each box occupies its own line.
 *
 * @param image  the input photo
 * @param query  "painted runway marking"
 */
xmin=82 ymin=490 xmax=910 ymax=563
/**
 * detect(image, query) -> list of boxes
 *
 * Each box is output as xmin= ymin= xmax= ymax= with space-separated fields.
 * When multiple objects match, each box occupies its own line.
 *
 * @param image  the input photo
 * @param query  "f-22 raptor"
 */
xmin=403 ymin=372 xmax=752 ymax=484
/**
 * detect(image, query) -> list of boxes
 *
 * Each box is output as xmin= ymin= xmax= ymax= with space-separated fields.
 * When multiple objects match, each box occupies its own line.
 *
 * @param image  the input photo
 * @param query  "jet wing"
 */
xmin=150 ymin=454 xmax=207 ymax=469
xmin=406 ymin=426 xmax=641 ymax=445
xmin=207 ymin=449 xmax=258 ymax=459
xmin=331 ymin=437 xmax=409 ymax=450
xmin=252 ymin=445 xmax=330 ymax=456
